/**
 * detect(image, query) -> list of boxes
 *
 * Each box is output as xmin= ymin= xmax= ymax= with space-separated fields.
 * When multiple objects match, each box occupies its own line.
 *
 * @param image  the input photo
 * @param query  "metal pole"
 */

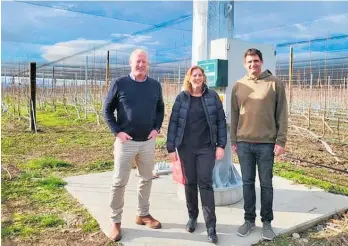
xmin=288 ymin=46 xmax=293 ymax=115
xmin=308 ymin=73 xmax=313 ymax=129
xmin=3 ymin=70 xmax=7 ymax=99
xmin=29 ymin=62 xmax=37 ymax=132
xmin=178 ymin=63 xmax=181 ymax=92
xmin=106 ymin=50 xmax=110 ymax=89
xmin=85 ymin=56 xmax=88 ymax=119
xmin=345 ymin=77 xmax=347 ymax=111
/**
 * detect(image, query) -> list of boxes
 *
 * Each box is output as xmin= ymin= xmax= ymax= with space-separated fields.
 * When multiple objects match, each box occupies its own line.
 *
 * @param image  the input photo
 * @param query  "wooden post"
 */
xmin=326 ymin=76 xmax=330 ymax=114
xmin=85 ymin=56 xmax=88 ymax=119
xmin=308 ymin=73 xmax=313 ymax=129
xmin=288 ymin=46 xmax=293 ymax=115
xmin=343 ymin=77 xmax=348 ymax=110
xmin=322 ymin=114 xmax=325 ymax=136
xmin=52 ymin=66 xmax=57 ymax=112
xmin=52 ymin=66 xmax=55 ymax=93
xmin=29 ymin=62 xmax=37 ymax=132
xmin=337 ymin=117 xmax=340 ymax=143
xmin=178 ymin=63 xmax=181 ymax=93
xmin=105 ymin=50 xmax=110 ymax=90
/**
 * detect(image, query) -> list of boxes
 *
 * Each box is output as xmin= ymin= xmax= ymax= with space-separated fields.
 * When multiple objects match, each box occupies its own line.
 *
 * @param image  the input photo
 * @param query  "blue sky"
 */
xmin=2 ymin=1 xmax=348 ymax=66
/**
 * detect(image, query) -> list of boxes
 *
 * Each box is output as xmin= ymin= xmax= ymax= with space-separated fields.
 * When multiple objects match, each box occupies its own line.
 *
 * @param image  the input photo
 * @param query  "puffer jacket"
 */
xmin=166 ymin=85 xmax=227 ymax=153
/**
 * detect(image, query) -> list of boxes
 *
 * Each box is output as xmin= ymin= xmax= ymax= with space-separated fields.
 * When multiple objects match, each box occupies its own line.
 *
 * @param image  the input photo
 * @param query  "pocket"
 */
xmin=236 ymin=142 xmax=248 ymax=156
xmin=258 ymin=144 xmax=275 ymax=160
xmin=114 ymin=137 xmax=120 ymax=144
xmin=115 ymin=137 xmax=125 ymax=143
xmin=114 ymin=137 xmax=130 ymax=147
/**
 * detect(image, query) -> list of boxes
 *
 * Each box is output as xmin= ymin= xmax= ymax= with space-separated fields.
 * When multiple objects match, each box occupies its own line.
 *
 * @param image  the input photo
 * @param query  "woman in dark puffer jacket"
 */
xmin=166 ymin=65 xmax=227 ymax=244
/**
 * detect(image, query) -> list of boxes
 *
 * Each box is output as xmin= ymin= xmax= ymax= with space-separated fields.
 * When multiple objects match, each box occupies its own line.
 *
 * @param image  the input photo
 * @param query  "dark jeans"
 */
xmin=178 ymin=145 xmax=216 ymax=228
xmin=237 ymin=142 xmax=275 ymax=223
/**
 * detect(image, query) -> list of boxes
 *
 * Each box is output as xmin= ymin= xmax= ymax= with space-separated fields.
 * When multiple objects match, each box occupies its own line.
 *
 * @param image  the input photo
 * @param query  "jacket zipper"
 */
xmin=201 ymin=93 xmax=214 ymax=148
xmin=179 ymin=93 xmax=190 ymax=145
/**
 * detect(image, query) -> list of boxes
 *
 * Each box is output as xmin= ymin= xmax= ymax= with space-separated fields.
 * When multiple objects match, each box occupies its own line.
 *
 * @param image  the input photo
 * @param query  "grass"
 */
xmin=26 ymin=157 xmax=73 ymax=170
xmin=81 ymin=218 xmax=100 ymax=233
xmin=36 ymin=105 xmax=98 ymax=127
xmin=31 ymin=188 xmax=61 ymax=205
xmin=274 ymin=162 xmax=348 ymax=196
xmin=1 ymin=163 xmax=102 ymax=240
xmin=2 ymin=213 xmax=65 ymax=237
xmin=255 ymin=210 xmax=348 ymax=246
xmin=1 ymin=169 xmax=67 ymax=238
xmin=1 ymin=107 xmax=113 ymax=244
xmin=155 ymin=137 xmax=167 ymax=149
xmin=37 ymin=176 xmax=67 ymax=189
xmin=2 ymin=103 xmax=346 ymax=245
xmin=85 ymin=160 xmax=114 ymax=172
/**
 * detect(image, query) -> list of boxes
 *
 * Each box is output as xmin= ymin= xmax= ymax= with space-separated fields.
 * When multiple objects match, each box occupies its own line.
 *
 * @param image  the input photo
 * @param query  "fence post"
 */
xmin=322 ymin=114 xmax=325 ymax=136
xmin=288 ymin=46 xmax=293 ymax=115
xmin=337 ymin=117 xmax=340 ymax=143
xmin=29 ymin=62 xmax=37 ymax=132
xmin=345 ymin=77 xmax=347 ymax=111
xmin=308 ymin=73 xmax=313 ymax=129
xmin=178 ymin=63 xmax=181 ymax=93
xmin=105 ymin=50 xmax=110 ymax=90
xmin=85 ymin=56 xmax=88 ymax=119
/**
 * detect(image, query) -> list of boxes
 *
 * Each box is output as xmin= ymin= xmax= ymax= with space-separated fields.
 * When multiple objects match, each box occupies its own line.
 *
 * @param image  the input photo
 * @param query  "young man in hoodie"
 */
xmin=231 ymin=48 xmax=288 ymax=240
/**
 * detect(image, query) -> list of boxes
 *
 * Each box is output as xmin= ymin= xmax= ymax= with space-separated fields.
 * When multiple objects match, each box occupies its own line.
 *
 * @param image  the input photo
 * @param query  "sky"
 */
xmin=1 ymin=1 xmax=348 ymax=67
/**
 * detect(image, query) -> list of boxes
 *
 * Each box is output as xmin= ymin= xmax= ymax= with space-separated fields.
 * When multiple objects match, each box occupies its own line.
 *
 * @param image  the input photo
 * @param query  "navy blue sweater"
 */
xmin=103 ymin=75 xmax=165 ymax=141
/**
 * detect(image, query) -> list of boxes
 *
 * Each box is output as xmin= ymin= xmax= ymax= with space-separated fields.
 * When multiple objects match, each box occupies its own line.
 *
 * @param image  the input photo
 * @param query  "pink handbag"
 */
xmin=172 ymin=149 xmax=185 ymax=184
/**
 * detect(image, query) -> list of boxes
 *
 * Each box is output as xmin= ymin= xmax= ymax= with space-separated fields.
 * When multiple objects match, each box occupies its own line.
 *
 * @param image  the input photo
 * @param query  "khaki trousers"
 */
xmin=110 ymin=137 xmax=155 ymax=223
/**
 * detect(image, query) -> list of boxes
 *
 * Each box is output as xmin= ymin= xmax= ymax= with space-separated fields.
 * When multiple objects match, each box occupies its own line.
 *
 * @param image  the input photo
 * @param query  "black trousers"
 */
xmin=178 ymin=145 xmax=216 ymax=228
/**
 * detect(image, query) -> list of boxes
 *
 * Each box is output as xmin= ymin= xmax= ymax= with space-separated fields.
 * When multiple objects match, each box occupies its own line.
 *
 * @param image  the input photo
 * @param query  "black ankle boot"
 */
xmin=185 ymin=218 xmax=197 ymax=233
xmin=207 ymin=227 xmax=218 ymax=244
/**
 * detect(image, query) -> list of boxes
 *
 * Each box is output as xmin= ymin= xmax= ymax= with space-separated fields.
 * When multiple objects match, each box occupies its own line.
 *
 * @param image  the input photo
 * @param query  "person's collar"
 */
xmin=247 ymin=73 xmax=259 ymax=80
xmin=129 ymin=73 xmax=147 ymax=82
xmin=247 ymin=70 xmax=272 ymax=80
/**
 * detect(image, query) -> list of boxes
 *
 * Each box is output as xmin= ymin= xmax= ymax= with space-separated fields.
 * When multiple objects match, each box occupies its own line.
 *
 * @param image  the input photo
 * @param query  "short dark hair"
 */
xmin=244 ymin=48 xmax=263 ymax=62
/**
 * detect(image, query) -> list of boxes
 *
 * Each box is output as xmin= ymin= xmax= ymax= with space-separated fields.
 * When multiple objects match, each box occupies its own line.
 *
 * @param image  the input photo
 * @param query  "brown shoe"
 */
xmin=135 ymin=214 xmax=162 ymax=229
xmin=110 ymin=222 xmax=122 ymax=242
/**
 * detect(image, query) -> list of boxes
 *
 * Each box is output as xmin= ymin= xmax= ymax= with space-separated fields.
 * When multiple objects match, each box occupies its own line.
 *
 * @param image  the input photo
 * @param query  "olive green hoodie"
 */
xmin=230 ymin=70 xmax=288 ymax=147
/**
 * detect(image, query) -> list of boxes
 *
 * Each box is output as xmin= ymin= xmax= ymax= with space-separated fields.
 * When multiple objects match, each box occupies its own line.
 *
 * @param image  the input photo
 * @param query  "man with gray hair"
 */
xmin=103 ymin=49 xmax=165 ymax=242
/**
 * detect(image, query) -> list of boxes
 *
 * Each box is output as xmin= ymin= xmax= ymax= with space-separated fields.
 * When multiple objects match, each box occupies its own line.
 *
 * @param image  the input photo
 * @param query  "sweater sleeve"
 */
xmin=102 ymin=80 xmax=121 ymax=135
xmin=230 ymin=84 xmax=239 ymax=145
xmin=214 ymin=91 xmax=227 ymax=148
xmin=275 ymin=79 xmax=288 ymax=147
xmin=166 ymin=93 xmax=182 ymax=153
xmin=154 ymin=84 xmax=165 ymax=131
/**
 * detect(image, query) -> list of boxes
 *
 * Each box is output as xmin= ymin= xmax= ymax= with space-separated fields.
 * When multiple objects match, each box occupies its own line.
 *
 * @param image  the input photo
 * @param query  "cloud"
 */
xmin=21 ymin=5 xmax=76 ymax=27
xmin=309 ymin=14 xmax=348 ymax=36
xmin=276 ymin=49 xmax=348 ymax=63
xmin=111 ymin=33 xmax=132 ymax=38
xmin=110 ymin=33 xmax=156 ymax=44
xmin=39 ymin=38 xmax=162 ymax=66
xmin=146 ymin=41 xmax=161 ymax=45
xmin=40 ymin=39 xmax=137 ymax=66
xmin=235 ymin=13 xmax=348 ymax=46
xmin=294 ymin=24 xmax=307 ymax=32
xmin=236 ymin=12 xmax=280 ymax=26
xmin=325 ymin=14 xmax=348 ymax=24
xmin=51 ymin=3 xmax=75 ymax=10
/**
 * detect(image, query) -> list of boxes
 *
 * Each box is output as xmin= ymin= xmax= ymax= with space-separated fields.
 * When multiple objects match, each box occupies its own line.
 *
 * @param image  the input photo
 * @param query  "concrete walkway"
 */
xmin=64 ymin=165 xmax=348 ymax=246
